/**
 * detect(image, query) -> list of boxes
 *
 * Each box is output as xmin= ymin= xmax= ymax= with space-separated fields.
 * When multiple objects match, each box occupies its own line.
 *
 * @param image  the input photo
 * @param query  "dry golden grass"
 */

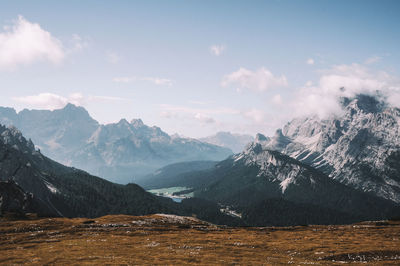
xmin=0 ymin=214 xmax=399 ymax=265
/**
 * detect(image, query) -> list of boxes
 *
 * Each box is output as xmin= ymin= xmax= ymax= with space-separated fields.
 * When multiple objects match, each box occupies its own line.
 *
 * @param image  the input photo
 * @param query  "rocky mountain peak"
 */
xmin=63 ymin=102 xmax=80 ymax=110
xmin=255 ymin=133 xmax=269 ymax=143
xmin=117 ymin=118 xmax=130 ymax=126
xmin=266 ymin=129 xmax=291 ymax=150
xmin=57 ymin=103 xmax=95 ymax=122
xmin=0 ymin=125 xmax=35 ymax=153
xmin=131 ymin=119 xmax=144 ymax=128
xmin=257 ymin=93 xmax=400 ymax=203
xmin=342 ymin=94 xmax=386 ymax=114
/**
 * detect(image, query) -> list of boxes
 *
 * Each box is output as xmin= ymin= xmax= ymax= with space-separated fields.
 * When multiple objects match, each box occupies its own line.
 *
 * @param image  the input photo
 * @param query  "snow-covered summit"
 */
xmin=252 ymin=94 xmax=400 ymax=203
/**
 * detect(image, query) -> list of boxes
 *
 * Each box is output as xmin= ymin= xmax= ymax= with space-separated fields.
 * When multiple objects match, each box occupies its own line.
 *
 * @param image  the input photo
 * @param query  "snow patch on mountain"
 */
xmin=256 ymin=94 xmax=400 ymax=203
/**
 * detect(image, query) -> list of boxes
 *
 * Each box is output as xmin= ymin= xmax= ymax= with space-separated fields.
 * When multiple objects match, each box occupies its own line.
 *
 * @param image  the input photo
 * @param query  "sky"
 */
xmin=0 ymin=0 xmax=399 ymax=138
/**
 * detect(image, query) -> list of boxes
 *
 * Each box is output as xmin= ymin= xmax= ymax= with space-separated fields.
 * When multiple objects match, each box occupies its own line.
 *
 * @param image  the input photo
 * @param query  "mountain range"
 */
xmin=0 ymin=124 xmax=241 ymax=225
xmin=0 ymin=124 xmax=177 ymax=217
xmin=199 ymin=131 xmax=254 ymax=153
xmin=258 ymin=94 xmax=400 ymax=203
xmin=0 ymin=104 xmax=232 ymax=184
xmin=1 ymin=93 xmax=400 ymax=226
xmin=141 ymin=94 xmax=400 ymax=225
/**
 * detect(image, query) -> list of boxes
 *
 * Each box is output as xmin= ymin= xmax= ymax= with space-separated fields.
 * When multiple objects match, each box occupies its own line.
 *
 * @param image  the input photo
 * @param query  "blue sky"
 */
xmin=0 ymin=0 xmax=399 ymax=137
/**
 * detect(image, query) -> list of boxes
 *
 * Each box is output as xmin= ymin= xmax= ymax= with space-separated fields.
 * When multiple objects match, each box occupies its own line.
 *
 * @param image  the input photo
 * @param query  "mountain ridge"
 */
xmin=0 ymin=104 xmax=232 ymax=183
xmin=258 ymin=94 xmax=400 ymax=203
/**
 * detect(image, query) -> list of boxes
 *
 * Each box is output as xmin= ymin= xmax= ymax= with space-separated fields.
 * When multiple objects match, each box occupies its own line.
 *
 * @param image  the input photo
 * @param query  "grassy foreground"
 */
xmin=0 ymin=214 xmax=399 ymax=265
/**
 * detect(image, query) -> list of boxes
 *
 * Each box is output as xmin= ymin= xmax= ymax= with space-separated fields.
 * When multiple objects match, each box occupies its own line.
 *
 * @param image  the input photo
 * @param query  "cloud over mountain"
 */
xmin=293 ymin=63 xmax=400 ymax=118
xmin=0 ymin=16 xmax=64 ymax=69
xmin=221 ymin=67 xmax=288 ymax=92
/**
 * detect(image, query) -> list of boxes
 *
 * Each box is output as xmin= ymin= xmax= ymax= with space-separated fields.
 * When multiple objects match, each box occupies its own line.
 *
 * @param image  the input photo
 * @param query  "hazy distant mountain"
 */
xmin=260 ymin=94 xmax=400 ymax=203
xmin=199 ymin=131 xmax=254 ymax=153
xmin=0 ymin=104 xmax=232 ymax=183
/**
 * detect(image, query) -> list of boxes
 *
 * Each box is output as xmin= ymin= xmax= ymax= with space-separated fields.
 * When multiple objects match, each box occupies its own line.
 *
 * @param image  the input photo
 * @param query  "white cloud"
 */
xmin=89 ymin=95 xmax=126 ymax=102
xmin=272 ymin=94 xmax=283 ymax=105
xmin=12 ymin=92 xmax=128 ymax=110
xmin=194 ymin=113 xmax=215 ymax=124
xmin=12 ymin=93 xmax=70 ymax=110
xmin=210 ymin=44 xmax=225 ymax=56
xmin=159 ymin=104 xmax=240 ymax=126
xmin=293 ymin=63 xmax=400 ymax=118
xmin=142 ymin=77 xmax=173 ymax=86
xmin=113 ymin=77 xmax=135 ymax=83
xmin=221 ymin=67 xmax=288 ymax=92
xmin=113 ymin=76 xmax=173 ymax=86
xmin=305 ymin=80 xmax=313 ymax=87
xmin=242 ymin=109 xmax=268 ymax=123
xmin=158 ymin=103 xmax=288 ymax=137
xmin=365 ymin=55 xmax=381 ymax=65
xmin=306 ymin=58 xmax=314 ymax=65
xmin=107 ymin=52 xmax=120 ymax=64
xmin=0 ymin=16 xmax=65 ymax=69
xmin=188 ymin=100 xmax=209 ymax=105
xmin=159 ymin=104 xmax=239 ymax=116
xmin=68 ymin=34 xmax=89 ymax=53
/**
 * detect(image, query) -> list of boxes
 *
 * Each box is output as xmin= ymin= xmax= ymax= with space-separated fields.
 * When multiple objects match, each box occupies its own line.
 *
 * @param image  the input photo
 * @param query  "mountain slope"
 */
xmin=142 ymin=140 xmax=397 ymax=225
xmin=198 ymin=142 xmax=398 ymax=219
xmin=142 ymin=140 xmax=399 ymax=225
xmin=199 ymin=131 xmax=254 ymax=153
xmin=0 ymin=124 xmax=180 ymax=217
xmin=0 ymin=105 xmax=232 ymax=183
xmin=261 ymin=94 xmax=400 ymax=203
xmin=138 ymin=160 xmax=217 ymax=189
xmin=0 ymin=124 xmax=241 ymax=225
xmin=0 ymin=180 xmax=57 ymax=217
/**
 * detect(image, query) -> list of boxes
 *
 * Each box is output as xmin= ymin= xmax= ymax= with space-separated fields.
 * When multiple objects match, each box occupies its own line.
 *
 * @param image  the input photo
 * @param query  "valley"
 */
xmin=147 ymin=186 xmax=194 ymax=202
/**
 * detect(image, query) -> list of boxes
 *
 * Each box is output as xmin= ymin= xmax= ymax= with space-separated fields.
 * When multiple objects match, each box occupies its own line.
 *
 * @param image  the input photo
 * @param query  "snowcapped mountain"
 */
xmin=202 ymin=142 xmax=396 ymax=211
xmin=190 ymin=141 xmax=399 ymax=225
xmin=259 ymin=94 xmax=400 ymax=203
xmin=0 ymin=104 xmax=232 ymax=183
xmin=199 ymin=131 xmax=254 ymax=153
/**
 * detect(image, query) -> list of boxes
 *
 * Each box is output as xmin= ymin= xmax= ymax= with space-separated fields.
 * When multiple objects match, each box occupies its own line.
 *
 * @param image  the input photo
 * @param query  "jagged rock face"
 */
xmin=0 ymin=105 xmax=232 ymax=183
xmin=195 ymin=142 xmax=399 ymax=221
xmin=254 ymin=133 xmax=269 ymax=143
xmin=260 ymin=94 xmax=400 ymax=203
xmin=233 ymin=143 xmax=311 ymax=193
